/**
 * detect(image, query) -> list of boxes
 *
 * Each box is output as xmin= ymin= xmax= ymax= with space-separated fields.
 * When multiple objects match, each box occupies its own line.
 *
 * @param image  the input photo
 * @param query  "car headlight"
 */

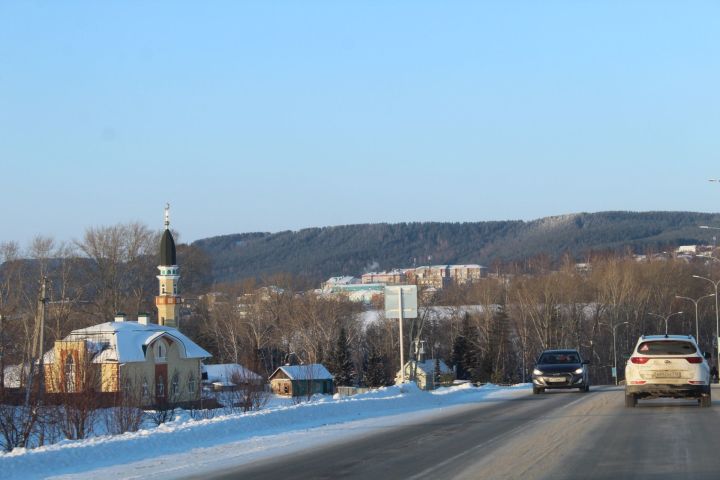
xmin=574 ymin=367 xmax=584 ymax=374
xmin=532 ymin=368 xmax=543 ymax=376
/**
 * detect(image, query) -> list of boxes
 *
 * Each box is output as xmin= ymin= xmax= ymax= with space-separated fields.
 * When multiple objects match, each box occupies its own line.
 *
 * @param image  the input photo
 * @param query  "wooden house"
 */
xmin=269 ymin=364 xmax=334 ymax=397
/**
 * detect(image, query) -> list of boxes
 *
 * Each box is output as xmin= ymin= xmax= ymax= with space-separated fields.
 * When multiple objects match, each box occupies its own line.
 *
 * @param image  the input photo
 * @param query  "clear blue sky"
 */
xmin=1 ymin=1 xmax=719 ymax=247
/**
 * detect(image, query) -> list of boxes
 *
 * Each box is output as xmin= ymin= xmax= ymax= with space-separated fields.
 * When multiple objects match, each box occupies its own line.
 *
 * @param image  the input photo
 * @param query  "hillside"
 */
xmin=192 ymin=211 xmax=720 ymax=284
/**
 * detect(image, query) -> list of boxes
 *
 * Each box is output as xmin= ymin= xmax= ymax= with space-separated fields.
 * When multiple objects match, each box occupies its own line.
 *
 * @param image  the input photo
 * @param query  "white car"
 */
xmin=624 ymin=334 xmax=711 ymax=407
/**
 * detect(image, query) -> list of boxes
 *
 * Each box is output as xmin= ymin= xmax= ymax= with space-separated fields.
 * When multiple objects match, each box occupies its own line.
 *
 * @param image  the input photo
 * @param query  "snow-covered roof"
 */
xmin=270 ymin=364 xmax=333 ymax=381
xmin=59 ymin=321 xmax=211 ymax=363
xmin=402 ymin=359 xmax=452 ymax=375
xmin=324 ymin=276 xmax=358 ymax=286
xmin=203 ymin=364 xmax=263 ymax=383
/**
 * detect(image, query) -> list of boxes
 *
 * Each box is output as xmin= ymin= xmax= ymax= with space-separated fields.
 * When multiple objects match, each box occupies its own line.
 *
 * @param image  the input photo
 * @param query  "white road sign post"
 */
xmin=385 ymin=285 xmax=418 ymax=383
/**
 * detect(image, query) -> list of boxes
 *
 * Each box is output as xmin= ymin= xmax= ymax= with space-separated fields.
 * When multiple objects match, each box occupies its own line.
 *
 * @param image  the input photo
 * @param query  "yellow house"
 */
xmin=44 ymin=314 xmax=211 ymax=406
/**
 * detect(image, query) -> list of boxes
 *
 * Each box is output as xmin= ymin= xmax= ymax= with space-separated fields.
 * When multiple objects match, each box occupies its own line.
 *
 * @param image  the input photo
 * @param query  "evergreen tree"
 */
xmin=365 ymin=348 xmax=387 ymax=388
xmin=451 ymin=315 xmax=472 ymax=380
xmin=328 ymin=327 xmax=354 ymax=386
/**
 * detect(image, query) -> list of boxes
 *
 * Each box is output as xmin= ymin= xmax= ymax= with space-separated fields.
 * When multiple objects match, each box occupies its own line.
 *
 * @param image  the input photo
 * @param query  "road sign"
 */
xmin=611 ymin=367 xmax=617 ymax=378
xmin=384 ymin=285 xmax=418 ymax=319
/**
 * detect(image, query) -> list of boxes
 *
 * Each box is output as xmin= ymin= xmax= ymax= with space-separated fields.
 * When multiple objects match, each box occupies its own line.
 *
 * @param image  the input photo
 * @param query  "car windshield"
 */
xmin=538 ymin=352 xmax=579 ymax=364
xmin=637 ymin=341 xmax=697 ymax=355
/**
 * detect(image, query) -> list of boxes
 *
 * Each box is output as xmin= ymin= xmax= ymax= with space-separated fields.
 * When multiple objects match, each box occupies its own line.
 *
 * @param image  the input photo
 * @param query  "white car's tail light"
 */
xmin=630 ymin=357 xmax=650 ymax=364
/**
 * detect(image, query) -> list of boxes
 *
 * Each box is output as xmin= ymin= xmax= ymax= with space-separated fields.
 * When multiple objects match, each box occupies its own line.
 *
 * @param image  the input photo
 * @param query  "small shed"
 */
xmin=203 ymin=363 xmax=264 ymax=391
xmin=396 ymin=359 xmax=454 ymax=390
xmin=269 ymin=364 xmax=334 ymax=397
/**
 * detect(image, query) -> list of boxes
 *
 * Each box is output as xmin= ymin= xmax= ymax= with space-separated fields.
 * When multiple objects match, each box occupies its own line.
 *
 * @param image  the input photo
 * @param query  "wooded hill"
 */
xmin=192 ymin=211 xmax=720 ymax=284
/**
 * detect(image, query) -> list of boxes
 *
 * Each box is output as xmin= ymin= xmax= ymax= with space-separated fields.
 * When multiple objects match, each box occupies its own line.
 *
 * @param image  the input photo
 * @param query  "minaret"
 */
xmin=156 ymin=204 xmax=181 ymax=329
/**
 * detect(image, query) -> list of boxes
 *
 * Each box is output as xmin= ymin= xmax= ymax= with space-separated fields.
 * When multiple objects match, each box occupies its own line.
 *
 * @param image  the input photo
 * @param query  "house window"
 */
xmin=188 ymin=374 xmax=196 ymax=394
xmin=142 ymin=379 xmax=149 ymax=398
xmin=157 ymin=375 xmax=165 ymax=397
xmin=173 ymin=284 xmax=177 ymax=295
xmin=155 ymin=340 xmax=167 ymax=362
xmin=161 ymin=284 xmax=166 ymax=294
xmin=64 ymin=354 xmax=75 ymax=393
xmin=171 ymin=374 xmax=179 ymax=396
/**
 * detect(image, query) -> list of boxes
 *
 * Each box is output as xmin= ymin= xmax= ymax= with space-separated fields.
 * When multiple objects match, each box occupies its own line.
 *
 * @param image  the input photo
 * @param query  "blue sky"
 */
xmin=1 ymin=1 xmax=719 ymax=246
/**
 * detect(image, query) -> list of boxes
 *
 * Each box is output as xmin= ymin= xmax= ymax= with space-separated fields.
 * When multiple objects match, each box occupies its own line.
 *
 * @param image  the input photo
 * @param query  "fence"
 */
xmin=335 ymin=386 xmax=371 ymax=397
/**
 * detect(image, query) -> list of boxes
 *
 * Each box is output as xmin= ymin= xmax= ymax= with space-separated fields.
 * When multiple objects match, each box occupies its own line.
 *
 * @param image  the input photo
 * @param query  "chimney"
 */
xmin=137 ymin=313 xmax=150 ymax=325
xmin=114 ymin=312 xmax=127 ymax=323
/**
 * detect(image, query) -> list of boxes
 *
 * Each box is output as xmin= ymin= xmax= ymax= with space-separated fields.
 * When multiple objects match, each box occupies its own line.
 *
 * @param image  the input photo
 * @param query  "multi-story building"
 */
xmin=361 ymin=270 xmax=407 ymax=285
xmin=447 ymin=264 xmax=486 ymax=284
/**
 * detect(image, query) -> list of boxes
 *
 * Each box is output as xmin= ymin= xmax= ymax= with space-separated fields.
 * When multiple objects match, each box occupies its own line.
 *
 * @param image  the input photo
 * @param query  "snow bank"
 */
xmin=0 ymin=383 xmax=531 ymax=480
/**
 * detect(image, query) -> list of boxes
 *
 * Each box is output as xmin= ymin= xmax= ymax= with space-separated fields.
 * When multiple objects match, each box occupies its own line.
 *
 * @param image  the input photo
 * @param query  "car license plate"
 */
xmin=654 ymin=371 xmax=681 ymax=378
xmin=547 ymin=377 xmax=566 ymax=382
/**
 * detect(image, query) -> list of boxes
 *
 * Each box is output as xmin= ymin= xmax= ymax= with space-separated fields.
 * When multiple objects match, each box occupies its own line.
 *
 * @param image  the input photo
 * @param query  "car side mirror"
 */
xmin=582 ymin=360 xmax=590 ymax=365
xmin=704 ymin=352 xmax=711 ymax=360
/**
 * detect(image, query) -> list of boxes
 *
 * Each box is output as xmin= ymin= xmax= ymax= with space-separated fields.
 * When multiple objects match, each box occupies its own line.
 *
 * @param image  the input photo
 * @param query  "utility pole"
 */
xmin=398 ymin=290 xmax=405 ymax=383
xmin=36 ymin=277 xmax=47 ymax=397
xmin=24 ymin=277 xmax=48 ymax=407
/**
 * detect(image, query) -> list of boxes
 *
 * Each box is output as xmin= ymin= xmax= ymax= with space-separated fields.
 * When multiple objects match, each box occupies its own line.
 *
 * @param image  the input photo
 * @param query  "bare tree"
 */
xmin=103 ymin=379 xmax=145 ymax=435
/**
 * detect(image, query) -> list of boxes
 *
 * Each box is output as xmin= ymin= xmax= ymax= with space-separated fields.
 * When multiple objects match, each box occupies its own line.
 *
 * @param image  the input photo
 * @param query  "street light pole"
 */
xmin=612 ymin=322 xmax=629 ymax=386
xmin=693 ymin=275 xmax=720 ymax=380
xmin=675 ymin=294 xmax=716 ymax=342
xmin=648 ymin=311 xmax=684 ymax=335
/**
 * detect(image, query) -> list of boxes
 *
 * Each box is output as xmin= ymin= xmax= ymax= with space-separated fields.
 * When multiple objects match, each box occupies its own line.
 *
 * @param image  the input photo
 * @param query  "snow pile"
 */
xmin=0 ymin=383 xmax=530 ymax=480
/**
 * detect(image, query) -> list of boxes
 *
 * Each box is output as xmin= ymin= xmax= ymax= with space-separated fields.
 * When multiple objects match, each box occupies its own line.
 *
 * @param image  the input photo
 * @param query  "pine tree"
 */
xmin=365 ymin=348 xmax=387 ymax=388
xmin=329 ymin=327 xmax=354 ymax=386
xmin=451 ymin=315 xmax=471 ymax=380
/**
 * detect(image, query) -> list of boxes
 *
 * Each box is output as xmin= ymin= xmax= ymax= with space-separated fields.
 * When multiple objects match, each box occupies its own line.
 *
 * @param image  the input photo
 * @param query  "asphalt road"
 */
xmin=200 ymin=386 xmax=720 ymax=480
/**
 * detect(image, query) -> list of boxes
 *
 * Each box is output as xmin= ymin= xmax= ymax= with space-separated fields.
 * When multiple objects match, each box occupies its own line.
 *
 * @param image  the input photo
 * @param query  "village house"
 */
xmin=268 ymin=364 xmax=334 ymax=397
xmin=396 ymin=358 xmax=454 ymax=390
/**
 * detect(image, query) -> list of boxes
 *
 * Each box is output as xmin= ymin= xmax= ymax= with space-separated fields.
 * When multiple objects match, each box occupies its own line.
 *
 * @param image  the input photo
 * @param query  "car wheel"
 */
xmin=625 ymin=393 xmax=637 ymax=408
xmin=700 ymin=394 xmax=712 ymax=408
xmin=583 ymin=384 xmax=590 ymax=393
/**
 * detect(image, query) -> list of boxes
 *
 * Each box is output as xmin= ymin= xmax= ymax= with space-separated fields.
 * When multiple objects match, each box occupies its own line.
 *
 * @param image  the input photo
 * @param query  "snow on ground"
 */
xmin=0 ymin=383 xmax=531 ymax=480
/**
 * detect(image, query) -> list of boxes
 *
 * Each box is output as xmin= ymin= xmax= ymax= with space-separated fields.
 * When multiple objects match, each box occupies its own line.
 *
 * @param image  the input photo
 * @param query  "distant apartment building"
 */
xmin=356 ymin=265 xmax=487 ymax=289
xmin=447 ymin=264 xmax=486 ymax=284
xmin=412 ymin=265 xmax=450 ymax=289
xmin=361 ymin=270 xmax=407 ymax=285
xmin=410 ymin=264 xmax=486 ymax=289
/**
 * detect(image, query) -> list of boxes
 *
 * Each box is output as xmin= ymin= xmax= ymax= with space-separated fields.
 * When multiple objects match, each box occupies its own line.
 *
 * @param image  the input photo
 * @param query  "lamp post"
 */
xmin=604 ymin=322 xmax=630 ymax=386
xmin=675 ymin=294 xmax=715 ymax=343
xmin=693 ymin=275 xmax=720 ymax=379
xmin=648 ymin=311 xmax=684 ymax=335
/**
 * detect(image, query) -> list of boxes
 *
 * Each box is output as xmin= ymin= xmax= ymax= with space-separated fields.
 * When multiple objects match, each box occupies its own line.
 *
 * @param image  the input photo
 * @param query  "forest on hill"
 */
xmin=193 ymin=211 xmax=720 ymax=284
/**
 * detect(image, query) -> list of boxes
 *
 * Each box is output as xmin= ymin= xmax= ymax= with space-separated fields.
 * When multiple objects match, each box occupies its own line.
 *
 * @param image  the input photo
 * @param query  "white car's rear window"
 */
xmin=637 ymin=341 xmax=697 ymax=355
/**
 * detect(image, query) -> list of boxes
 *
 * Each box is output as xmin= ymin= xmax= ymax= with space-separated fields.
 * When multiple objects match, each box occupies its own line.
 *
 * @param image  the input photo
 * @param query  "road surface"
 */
xmin=201 ymin=386 xmax=720 ymax=480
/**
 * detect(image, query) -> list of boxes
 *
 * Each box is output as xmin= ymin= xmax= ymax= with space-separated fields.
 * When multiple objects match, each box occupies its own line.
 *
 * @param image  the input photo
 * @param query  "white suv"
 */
xmin=625 ymin=334 xmax=711 ymax=407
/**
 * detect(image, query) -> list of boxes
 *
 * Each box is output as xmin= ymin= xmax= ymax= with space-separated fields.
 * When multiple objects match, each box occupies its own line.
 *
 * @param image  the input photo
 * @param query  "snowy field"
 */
xmin=0 ymin=383 xmax=531 ymax=480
